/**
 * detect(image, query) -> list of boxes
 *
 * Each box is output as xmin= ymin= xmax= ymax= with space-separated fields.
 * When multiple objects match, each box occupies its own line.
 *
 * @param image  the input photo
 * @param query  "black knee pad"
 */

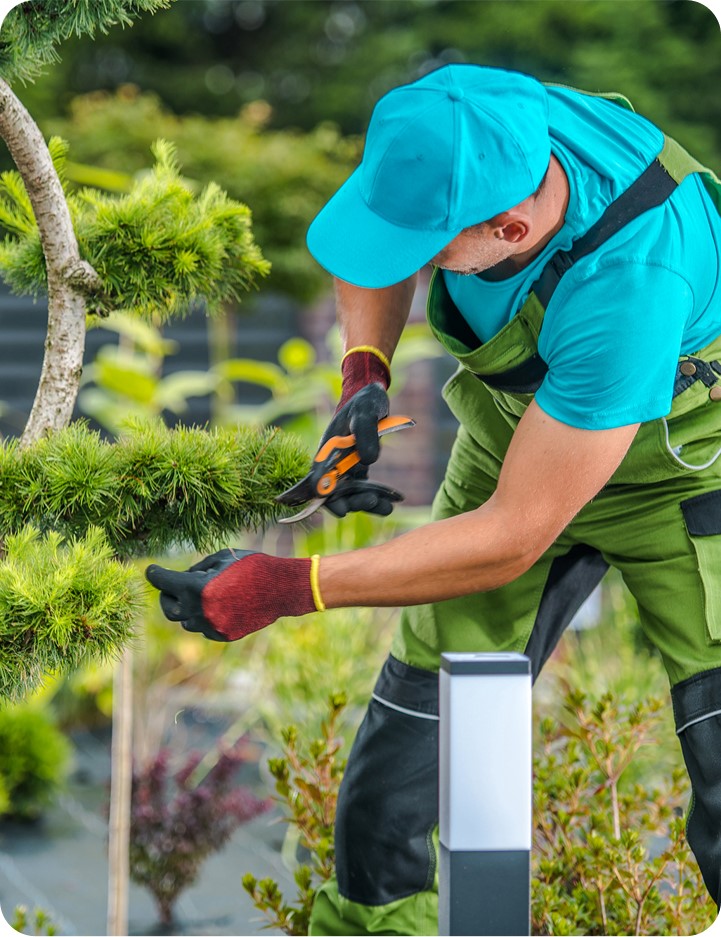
xmin=672 ymin=665 xmax=721 ymax=906
xmin=335 ymin=656 xmax=439 ymax=905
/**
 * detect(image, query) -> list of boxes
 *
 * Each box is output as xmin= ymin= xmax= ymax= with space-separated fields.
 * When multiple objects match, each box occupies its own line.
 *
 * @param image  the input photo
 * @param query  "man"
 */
xmin=147 ymin=65 xmax=721 ymax=935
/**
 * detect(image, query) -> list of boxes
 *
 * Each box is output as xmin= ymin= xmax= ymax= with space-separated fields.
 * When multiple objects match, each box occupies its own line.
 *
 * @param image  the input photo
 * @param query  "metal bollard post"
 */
xmin=438 ymin=652 xmax=532 ymax=937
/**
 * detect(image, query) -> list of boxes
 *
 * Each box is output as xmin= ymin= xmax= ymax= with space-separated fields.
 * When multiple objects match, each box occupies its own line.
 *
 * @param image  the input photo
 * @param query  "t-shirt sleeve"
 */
xmin=535 ymin=259 xmax=694 ymax=430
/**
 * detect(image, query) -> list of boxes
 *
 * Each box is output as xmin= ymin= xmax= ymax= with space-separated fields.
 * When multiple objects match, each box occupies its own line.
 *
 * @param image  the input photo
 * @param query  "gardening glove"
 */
xmin=278 ymin=347 xmax=404 ymax=518
xmin=145 ymin=549 xmax=325 ymax=642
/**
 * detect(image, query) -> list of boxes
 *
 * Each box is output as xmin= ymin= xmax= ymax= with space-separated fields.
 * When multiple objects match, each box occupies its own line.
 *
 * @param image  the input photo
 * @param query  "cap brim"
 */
xmin=306 ymin=167 xmax=460 ymax=289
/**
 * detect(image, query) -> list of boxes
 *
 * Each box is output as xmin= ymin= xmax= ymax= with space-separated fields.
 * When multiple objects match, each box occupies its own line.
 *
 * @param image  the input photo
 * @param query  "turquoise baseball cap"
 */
xmin=306 ymin=64 xmax=551 ymax=289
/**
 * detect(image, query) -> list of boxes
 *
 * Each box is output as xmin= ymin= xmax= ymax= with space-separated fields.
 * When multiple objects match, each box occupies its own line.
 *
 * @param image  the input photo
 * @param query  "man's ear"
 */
xmin=489 ymin=210 xmax=530 ymax=244
xmin=498 ymin=219 xmax=529 ymax=243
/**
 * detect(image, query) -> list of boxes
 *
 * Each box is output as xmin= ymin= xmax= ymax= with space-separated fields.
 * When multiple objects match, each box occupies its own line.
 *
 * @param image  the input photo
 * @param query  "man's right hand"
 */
xmin=316 ymin=382 xmax=403 ymax=517
xmin=277 ymin=346 xmax=404 ymax=518
xmin=321 ymin=382 xmax=390 ymax=465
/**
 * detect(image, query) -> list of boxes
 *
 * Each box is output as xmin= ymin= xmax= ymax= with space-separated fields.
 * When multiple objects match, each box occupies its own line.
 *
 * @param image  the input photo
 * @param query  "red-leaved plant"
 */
xmin=129 ymin=744 xmax=271 ymax=927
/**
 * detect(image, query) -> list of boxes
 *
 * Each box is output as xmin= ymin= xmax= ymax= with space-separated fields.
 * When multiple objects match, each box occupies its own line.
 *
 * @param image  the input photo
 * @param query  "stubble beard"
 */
xmin=433 ymin=239 xmax=516 ymax=276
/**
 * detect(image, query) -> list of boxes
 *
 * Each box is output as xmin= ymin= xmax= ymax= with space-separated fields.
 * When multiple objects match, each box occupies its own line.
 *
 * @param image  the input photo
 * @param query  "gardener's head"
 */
xmin=306 ymin=63 xmax=552 ymax=288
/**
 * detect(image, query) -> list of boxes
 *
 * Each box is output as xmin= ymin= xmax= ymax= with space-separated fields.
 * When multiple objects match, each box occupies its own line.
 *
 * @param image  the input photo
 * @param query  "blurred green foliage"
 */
xmin=0 ymin=703 xmax=71 ymax=820
xmin=15 ymin=0 xmax=721 ymax=163
xmin=208 ymin=322 xmax=443 ymax=447
xmin=10 ymin=905 xmax=57 ymax=936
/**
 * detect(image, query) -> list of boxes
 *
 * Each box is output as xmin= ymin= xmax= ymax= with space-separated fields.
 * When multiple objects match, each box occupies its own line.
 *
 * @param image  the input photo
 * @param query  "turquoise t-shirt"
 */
xmin=443 ymin=86 xmax=721 ymax=430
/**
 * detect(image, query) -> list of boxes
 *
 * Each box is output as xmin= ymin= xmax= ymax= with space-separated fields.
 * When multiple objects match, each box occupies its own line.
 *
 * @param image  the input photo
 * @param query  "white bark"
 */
xmin=0 ymin=78 xmax=101 ymax=446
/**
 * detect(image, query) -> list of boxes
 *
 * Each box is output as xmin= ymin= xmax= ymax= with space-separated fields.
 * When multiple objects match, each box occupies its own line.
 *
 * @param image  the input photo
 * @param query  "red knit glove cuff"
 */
xmin=337 ymin=349 xmax=391 ymax=410
xmin=201 ymin=554 xmax=319 ymax=641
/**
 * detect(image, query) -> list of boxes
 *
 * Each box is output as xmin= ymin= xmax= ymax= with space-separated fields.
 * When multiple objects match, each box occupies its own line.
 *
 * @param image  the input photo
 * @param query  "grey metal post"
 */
xmin=438 ymin=652 xmax=532 ymax=937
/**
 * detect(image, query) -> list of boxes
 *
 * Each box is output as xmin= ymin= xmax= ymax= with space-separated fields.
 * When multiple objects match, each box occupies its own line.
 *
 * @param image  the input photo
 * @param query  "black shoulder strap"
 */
xmin=532 ymin=158 xmax=678 ymax=309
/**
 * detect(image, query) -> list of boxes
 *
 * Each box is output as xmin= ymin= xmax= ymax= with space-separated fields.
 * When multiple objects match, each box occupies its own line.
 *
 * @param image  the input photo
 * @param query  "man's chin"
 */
xmin=432 ymin=262 xmax=489 ymax=276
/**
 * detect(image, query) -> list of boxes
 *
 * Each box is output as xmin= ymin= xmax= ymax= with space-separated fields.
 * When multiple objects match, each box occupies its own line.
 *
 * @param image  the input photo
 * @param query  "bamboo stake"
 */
xmin=107 ymin=648 xmax=134 ymax=936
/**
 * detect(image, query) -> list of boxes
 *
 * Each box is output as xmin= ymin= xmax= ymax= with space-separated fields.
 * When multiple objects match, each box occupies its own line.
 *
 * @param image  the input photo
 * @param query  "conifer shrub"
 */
xmin=129 ymin=744 xmax=270 ymax=927
xmin=0 ymin=704 xmax=70 ymax=820
xmin=0 ymin=138 xmax=270 ymax=320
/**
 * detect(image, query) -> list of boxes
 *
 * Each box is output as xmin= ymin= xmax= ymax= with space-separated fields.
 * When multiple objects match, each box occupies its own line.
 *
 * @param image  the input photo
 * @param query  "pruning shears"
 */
xmin=276 ymin=415 xmax=416 ymax=524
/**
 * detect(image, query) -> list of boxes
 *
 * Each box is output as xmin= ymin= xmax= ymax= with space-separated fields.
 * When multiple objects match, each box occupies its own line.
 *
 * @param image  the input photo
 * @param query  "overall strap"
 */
xmin=532 ymin=157 xmax=678 ymax=309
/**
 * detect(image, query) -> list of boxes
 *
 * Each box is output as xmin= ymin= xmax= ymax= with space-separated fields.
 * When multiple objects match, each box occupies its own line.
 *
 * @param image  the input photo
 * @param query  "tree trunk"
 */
xmin=0 ymin=78 xmax=101 ymax=446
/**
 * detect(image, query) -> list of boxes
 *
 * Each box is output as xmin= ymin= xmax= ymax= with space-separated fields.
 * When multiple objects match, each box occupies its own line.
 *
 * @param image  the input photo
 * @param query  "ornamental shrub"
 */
xmin=244 ymin=690 xmax=714 ymax=936
xmin=129 ymin=743 xmax=271 ymax=927
xmin=532 ymin=691 xmax=715 ymax=935
xmin=0 ymin=705 xmax=70 ymax=820
xmin=243 ymin=694 xmax=347 ymax=936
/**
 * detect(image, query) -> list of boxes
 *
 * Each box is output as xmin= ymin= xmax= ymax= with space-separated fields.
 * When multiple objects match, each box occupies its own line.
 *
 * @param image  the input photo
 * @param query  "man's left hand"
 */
xmin=145 ymin=549 xmax=319 ymax=641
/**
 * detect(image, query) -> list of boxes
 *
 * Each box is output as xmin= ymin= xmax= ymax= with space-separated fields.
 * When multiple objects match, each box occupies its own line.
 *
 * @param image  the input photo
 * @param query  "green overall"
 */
xmin=310 ymin=104 xmax=721 ymax=936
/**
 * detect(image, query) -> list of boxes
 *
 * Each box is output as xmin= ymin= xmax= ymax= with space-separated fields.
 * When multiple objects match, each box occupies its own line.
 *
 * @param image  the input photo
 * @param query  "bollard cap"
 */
xmin=440 ymin=652 xmax=531 ymax=675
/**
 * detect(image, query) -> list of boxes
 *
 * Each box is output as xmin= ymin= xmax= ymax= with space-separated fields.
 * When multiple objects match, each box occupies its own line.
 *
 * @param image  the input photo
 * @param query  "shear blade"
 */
xmin=278 ymin=497 xmax=326 ymax=524
xmin=378 ymin=416 xmax=415 ymax=437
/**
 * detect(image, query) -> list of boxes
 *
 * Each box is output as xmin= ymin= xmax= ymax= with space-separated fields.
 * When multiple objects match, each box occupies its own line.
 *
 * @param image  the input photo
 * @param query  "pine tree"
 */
xmin=0 ymin=1 xmax=306 ymax=700
xmin=0 ymin=7 xmax=308 ymax=933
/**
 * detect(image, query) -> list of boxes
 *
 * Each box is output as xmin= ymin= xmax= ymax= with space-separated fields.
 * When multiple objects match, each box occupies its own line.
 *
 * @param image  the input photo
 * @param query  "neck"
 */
xmin=481 ymin=155 xmax=570 ymax=281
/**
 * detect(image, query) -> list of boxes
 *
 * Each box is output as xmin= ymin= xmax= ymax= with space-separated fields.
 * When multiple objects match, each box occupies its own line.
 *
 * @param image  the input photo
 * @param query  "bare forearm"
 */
xmin=316 ymin=403 xmax=640 ymax=609
xmin=335 ymin=275 xmax=417 ymax=361
xmin=318 ymin=498 xmax=541 ymax=609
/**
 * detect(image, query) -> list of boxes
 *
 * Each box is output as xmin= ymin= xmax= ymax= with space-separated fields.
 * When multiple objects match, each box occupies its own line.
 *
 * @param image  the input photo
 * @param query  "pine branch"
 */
xmin=0 ymin=0 xmax=175 ymax=86
xmin=0 ymin=420 xmax=308 ymax=557
xmin=0 ymin=417 xmax=307 ymax=700
xmin=0 ymin=525 xmax=141 ymax=702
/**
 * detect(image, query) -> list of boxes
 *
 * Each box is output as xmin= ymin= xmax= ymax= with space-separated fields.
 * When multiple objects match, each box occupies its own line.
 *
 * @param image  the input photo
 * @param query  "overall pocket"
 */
xmin=610 ymin=351 xmax=721 ymax=486
xmin=681 ymin=489 xmax=721 ymax=642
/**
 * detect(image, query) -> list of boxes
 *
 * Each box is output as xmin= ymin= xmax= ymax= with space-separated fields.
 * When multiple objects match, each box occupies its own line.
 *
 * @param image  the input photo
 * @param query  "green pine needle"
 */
xmin=1 ymin=420 xmax=308 ymax=556
xmin=0 ymin=525 xmax=141 ymax=702
xmin=0 ymin=138 xmax=270 ymax=319
xmin=0 ymin=1 xmax=176 ymax=86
